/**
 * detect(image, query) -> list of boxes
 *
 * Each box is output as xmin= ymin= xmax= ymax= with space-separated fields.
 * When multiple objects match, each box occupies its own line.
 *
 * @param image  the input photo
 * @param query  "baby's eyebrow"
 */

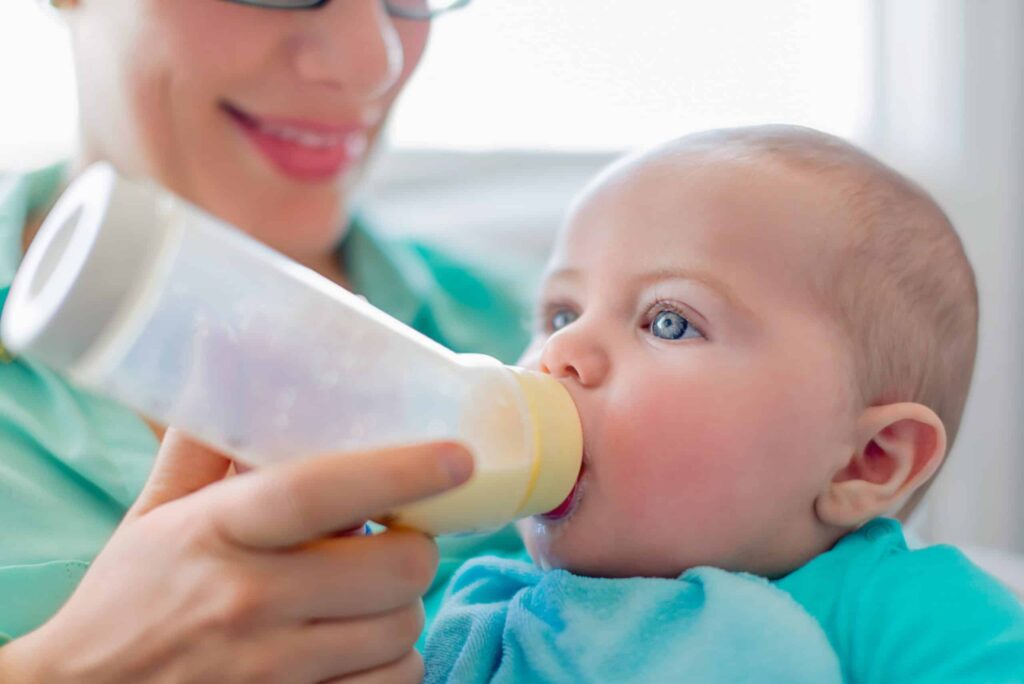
xmin=542 ymin=267 xmax=583 ymax=285
xmin=632 ymin=268 xmax=753 ymax=319
xmin=542 ymin=266 xmax=754 ymax=321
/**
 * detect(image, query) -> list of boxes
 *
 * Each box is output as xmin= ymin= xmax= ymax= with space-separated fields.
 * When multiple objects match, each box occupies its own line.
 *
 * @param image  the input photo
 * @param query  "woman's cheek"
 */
xmin=395 ymin=20 xmax=430 ymax=82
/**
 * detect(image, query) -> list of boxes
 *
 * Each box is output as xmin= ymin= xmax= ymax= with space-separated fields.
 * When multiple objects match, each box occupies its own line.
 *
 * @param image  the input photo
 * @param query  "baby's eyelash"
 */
xmin=643 ymin=298 xmax=683 ymax=321
xmin=643 ymin=298 xmax=707 ymax=338
xmin=534 ymin=301 xmax=578 ymax=332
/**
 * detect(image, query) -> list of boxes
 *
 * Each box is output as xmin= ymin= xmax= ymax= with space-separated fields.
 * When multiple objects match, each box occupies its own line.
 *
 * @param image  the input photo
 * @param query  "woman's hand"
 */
xmin=0 ymin=429 xmax=473 ymax=683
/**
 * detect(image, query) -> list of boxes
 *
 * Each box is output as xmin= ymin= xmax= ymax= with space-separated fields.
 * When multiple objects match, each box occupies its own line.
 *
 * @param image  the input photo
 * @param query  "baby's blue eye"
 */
xmin=650 ymin=310 xmax=699 ymax=340
xmin=550 ymin=308 xmax=579 ymax=332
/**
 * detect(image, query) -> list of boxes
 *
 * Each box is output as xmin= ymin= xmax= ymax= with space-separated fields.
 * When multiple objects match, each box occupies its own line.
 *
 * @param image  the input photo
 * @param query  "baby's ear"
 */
xmin=816 ymin=403 xmax=947 ymax=528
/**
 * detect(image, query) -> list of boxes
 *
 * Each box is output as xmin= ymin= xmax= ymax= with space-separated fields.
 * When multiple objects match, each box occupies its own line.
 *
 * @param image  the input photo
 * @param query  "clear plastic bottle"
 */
xmin=1 ymin=163 xmax=582 ymax=535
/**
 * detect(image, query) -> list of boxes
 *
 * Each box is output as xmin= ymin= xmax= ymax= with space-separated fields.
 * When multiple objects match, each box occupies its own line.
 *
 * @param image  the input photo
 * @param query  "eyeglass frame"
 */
xmin=219 ymin=0 xmax=472 ymax=21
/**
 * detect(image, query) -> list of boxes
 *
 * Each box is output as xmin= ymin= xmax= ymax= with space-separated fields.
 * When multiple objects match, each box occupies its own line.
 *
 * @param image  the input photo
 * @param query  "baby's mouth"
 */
xmin=539 ymin=458 xmax=587 ymax=521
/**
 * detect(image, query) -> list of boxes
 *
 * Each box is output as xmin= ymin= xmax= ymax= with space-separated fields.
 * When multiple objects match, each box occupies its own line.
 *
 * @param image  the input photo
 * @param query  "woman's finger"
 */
xmin=268 ymin=530 xmax=439 ymax=620
xmin=285 ymin=603 xmax=425 ymax=682
xmin=322 ymin=649 xmax=425 ymax=684
xmin=210 ymin=441 xmax=473 ymax=549
xmin=127 ymin=429 xmax=232 ymax=520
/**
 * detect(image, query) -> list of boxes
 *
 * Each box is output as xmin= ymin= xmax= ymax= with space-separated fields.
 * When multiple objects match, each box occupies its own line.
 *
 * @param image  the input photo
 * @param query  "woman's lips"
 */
xmin=223 ymin=102 xmax=368 ymax=183
xmin=540 ymin=460 xmax=586 ymax=521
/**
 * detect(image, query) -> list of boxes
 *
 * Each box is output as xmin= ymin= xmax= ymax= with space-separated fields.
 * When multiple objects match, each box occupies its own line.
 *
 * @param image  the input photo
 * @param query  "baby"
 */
xmin=425 ymin=126 xmax=1024 ymax=683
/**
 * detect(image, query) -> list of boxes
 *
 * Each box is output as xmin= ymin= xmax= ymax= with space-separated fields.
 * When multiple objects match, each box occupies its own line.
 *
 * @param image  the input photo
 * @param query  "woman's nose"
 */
xmin=291 ymin=0 xmax=404 ymax=100
xmin=539 ymin=326 xmax=610 ymax=388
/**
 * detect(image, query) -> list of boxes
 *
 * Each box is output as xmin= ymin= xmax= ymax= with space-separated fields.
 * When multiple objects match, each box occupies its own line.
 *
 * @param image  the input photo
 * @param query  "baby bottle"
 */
xmin=0 ymin=163 xmax=582 ymax=535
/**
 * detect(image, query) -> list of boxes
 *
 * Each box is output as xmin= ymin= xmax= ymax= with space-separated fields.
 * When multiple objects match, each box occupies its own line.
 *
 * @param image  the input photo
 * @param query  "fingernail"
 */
xmin=337 ymin=522 xmax=369 ymax=537
xmin=442 ymin=446 xmax=474 ymax=485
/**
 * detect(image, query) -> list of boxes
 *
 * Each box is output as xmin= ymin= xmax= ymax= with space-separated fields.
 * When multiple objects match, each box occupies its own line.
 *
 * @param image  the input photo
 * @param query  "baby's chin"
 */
xmin=516 ymin=516 xmax=662 ymax=578
xmin=516 ymin=515 xmax=780 ymax=579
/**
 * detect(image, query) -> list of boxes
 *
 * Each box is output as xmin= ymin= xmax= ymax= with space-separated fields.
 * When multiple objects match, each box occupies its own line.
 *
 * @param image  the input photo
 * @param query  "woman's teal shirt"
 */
xmin=0 ymin=166 xmax=531 ymax=645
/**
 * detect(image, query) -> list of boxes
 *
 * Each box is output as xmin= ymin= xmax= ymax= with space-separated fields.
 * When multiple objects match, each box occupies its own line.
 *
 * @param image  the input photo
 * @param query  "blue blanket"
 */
xmin=425 ymin=557 xmax=841 ymax=683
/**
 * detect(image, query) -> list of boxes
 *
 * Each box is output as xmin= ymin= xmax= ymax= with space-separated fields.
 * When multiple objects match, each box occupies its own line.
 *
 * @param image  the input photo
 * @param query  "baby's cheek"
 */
xmin=599 ymin=388 xmax=753 ymax=523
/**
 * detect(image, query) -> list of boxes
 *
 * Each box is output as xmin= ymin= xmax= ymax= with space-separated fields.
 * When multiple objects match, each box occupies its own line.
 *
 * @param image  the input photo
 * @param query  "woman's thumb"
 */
xmin=128 ymin=428 xmax=233 ymax=519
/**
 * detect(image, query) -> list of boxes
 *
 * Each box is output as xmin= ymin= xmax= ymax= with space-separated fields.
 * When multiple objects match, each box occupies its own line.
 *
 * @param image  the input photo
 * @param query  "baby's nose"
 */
xmin=539 ymin=331 xmax=610 ymax=388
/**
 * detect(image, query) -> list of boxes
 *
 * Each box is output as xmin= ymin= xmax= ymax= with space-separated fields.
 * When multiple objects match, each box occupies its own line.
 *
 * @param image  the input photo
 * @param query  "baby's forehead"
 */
xmin=558 ymin=150 xmax=847 ymax=282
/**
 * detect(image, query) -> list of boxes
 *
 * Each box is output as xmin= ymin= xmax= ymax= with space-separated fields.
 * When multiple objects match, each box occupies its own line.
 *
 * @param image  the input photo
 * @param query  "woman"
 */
xmin=0 ymin=0 xmax=528 ymax=681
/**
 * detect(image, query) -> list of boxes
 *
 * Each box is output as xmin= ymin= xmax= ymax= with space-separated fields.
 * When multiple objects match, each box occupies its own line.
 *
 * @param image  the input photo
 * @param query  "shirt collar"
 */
xmin=341 ymin=214 xmax=427 ymax=327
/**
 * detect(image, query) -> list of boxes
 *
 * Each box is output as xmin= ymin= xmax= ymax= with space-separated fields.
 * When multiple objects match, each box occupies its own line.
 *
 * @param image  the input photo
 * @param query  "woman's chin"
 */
xmin=215 ymin=193 xmax=350 ymax=264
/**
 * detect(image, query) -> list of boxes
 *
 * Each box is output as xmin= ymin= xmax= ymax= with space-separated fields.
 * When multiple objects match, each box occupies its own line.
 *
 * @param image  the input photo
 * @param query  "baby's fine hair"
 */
xmin=674 ymin=126 xmax=979 ymax=486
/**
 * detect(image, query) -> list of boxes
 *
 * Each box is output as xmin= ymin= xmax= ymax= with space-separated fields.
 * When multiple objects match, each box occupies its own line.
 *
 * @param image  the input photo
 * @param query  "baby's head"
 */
xmin=518 ymin=126 xmax=978 ymax=579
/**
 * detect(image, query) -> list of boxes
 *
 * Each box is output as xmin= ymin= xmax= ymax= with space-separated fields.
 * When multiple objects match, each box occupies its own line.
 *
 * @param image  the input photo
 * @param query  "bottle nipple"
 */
xmin=508 ymin=368 xmax=584 ymax=517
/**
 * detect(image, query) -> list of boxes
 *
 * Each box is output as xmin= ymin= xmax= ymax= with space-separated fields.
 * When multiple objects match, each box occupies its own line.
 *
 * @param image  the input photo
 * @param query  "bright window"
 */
xmin=0 ymin=2 xmax=77 ymax=169
xmin=390 ymin=0 xmax=873 ymax=150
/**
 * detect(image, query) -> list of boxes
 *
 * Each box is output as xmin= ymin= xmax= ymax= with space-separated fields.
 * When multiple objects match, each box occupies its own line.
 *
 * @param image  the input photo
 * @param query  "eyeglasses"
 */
xmin=222 ymin=0 xmax=471 ymax=21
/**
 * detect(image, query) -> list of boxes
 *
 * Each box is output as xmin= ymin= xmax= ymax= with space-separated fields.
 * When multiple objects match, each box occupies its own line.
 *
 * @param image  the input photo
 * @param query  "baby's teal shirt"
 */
xmin=774 ymin=517 xmax=1024 ymax=683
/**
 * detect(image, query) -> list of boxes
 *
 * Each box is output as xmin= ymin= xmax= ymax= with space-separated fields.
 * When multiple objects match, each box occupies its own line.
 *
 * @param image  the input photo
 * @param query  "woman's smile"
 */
xmin=222 ymin=101 xmax=369 ymax=182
